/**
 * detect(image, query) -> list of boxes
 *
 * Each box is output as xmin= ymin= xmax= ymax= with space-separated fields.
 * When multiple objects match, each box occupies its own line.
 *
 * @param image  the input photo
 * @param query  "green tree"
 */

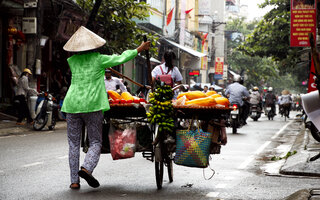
xmin=225 ymin=18 xmax=278 ymax=89
xmin=76 ymin=0 xmax=158 ymax=56
xmin=237 ymin=0 xmax=308 ymax=93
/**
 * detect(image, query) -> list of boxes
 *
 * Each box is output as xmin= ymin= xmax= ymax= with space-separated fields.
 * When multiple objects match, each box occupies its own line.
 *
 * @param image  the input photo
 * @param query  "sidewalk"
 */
xmin=0 ymin=112 xmax=67 ymax=136
xmin=281 ymin=117 xmax=320 ymax=200
xmin=280 ymin=119 xmax=320 ymax=177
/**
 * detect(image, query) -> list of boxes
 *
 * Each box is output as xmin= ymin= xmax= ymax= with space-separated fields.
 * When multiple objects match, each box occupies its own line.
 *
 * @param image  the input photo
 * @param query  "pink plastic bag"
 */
xmin=108 ymin=124 xmax=136 ymax=160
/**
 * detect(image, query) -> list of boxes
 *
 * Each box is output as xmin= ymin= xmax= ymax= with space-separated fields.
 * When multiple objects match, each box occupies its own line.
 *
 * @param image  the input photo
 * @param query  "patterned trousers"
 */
xmin=66 ymin=111 xmax=103 ymax=184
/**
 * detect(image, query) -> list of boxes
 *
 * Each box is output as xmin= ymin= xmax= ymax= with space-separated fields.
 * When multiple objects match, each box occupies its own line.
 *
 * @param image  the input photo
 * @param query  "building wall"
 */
xmin=0 ymin=17 xmax=3 ymax=98
xmin=212 ymin=0 xmax=225 ymax=58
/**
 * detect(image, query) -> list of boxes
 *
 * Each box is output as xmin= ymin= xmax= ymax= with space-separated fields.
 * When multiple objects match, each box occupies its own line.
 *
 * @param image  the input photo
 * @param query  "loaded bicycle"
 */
xmin=80 ymin=83 xmax=231 ymax=189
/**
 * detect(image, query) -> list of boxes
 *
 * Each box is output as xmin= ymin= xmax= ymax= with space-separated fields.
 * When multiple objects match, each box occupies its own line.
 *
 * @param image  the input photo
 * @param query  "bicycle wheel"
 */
xmin=285 ymin=108 xmax=289 ymax=121
xmin=153 ymin=124 xmax=164 ymax=190
xmin=166 ymin=152 xmax=173 ymax=183
xmin=154 ymin=144 xmax=164 ymax=189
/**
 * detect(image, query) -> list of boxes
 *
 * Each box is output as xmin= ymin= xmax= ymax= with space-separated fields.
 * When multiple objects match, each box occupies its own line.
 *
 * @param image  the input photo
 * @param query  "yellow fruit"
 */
xmin=210 ymin=94 xmax=222 ymax=98
xmin=121 ymin=92 xmax=134 ymax=101
xmin=214 ymin=97 xmax=230 ymax=107
xmin=185 ymin=96 xmax=217 ymax=106
xmin=205 ymin=91 xmax=217 ymax=96
xmin=177 ymin=91 xmax=207 ymax=100
xmin=107 ymin=90 xmax=121 ymax=100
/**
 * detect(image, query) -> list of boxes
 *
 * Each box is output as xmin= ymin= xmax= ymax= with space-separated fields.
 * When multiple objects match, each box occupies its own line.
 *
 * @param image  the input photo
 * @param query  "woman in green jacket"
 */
xmin=62 ymin=26 xmax=150 ymax=189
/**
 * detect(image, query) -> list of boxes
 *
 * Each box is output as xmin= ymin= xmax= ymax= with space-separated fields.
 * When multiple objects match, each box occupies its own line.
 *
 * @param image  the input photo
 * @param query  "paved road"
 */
xmin=0 ymin=111 xmax=319 ymax=200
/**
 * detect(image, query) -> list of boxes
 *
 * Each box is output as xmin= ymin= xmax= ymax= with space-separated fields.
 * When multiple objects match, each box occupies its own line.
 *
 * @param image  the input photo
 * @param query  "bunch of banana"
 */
xmin=147 ymin=85 xmax=174 ymax=134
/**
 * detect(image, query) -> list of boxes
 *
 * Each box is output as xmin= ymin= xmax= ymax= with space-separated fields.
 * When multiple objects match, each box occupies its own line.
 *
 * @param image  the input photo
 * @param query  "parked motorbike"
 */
xmin=33 ymin=92 xmax=59 ymax=131
xmin=249 ymin=104 xmax=261 ymax=121
xmin=301 ymin=110 xmax=320 ymax=161
xmin=228 ymin=104 xmax=245 ymax=134
xmin=265 ymin=105 xmax=275 ymax=120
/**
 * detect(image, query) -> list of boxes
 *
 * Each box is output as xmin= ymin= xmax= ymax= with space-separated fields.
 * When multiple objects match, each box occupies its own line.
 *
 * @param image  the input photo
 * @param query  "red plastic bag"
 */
xmin=108 ymin=123 xmax=136 ymax=160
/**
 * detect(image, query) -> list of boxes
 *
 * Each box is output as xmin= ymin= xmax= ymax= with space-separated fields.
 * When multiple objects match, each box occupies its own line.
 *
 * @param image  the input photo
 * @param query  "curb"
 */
xmin=284 ymin=189 xmax=320 ymax=200
xmin=0 ymin=121 xmax=67 ymax=136
xmin=280 ymin=122 xmax=320 ymax=177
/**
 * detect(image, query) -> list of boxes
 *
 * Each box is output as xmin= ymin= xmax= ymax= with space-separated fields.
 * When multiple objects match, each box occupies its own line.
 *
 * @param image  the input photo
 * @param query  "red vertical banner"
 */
xmin=215 ymin=57 xmax=224 ymax=75
xmin=308 ymin=57 xmax=317 ymax=93
xmin=290 ymin=0 xmax=317 ymax=47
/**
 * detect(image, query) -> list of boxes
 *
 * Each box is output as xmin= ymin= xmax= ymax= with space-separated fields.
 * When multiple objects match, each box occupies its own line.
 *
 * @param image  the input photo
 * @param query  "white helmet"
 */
xmin=233 ymin=75 xmax=241 ymax=82
xmin=268 ymin=87 xmax=273 ymax=92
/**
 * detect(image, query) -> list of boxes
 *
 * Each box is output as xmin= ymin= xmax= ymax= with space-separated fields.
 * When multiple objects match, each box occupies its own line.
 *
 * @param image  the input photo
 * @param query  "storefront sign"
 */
xmin=198 ymin=0 xmax=211 ymax=15
xmin=290 ymin=0 xmax=317 ymax=47
xmin=223 ymin=64 xmax=228 ymax=80
xmin=215 ymin=57 xmax=224 ymax=75
xmin=189 ymin=70 xmax=200 ymax=76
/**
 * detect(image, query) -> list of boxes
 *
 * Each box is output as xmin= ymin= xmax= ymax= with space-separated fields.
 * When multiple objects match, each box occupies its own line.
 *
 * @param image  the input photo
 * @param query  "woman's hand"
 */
xmin=137 ymin=41 xmax=151 ymax=53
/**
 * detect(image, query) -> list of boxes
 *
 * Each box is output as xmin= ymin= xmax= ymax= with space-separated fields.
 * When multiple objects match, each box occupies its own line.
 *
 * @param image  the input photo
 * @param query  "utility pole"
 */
xmin=163 ymin=0 xmax=167 ymax=36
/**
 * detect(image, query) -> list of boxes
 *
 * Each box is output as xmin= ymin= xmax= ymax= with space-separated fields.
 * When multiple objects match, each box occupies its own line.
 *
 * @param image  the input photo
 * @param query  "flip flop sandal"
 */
xmin=78 ymin=170 xmax=100 ymax=188
xmin=69 ymin=183 xmax=80 ymax=189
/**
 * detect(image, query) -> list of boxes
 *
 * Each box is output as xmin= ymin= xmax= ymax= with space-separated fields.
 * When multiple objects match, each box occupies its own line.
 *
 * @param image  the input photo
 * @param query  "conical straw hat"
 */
xmin=63 ymin=26 xmax=106 ymax=52
xmin=282 ymin=90 xmax=290 ymax=95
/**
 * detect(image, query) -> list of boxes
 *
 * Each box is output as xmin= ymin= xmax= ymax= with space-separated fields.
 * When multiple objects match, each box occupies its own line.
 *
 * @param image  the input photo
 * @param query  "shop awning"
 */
xmin=164 ymin=39 xmax=207 ymax=58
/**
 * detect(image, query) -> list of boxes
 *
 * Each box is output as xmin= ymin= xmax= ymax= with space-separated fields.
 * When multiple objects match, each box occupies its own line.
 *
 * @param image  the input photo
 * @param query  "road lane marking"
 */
xmin=57 ymin=155 xmax=68 ymax=159
xmin=22 ymin=162 xmax=43 ymax=168
xmin=238 ymin=155 xmax=255 ymax=169
xmin=239 ymin=121 xmax=293 ymax=170
xmin=215 ymin=183 xmax=227 ymax=188
xmin=238 ymin=141 xmax=271 ymax=169
xmin=254 ymin=141 xmax=272 ymax=155
xmin=206 ymin=192 xmax=219 ymax=198
xmin=271 ymin=120 xmax=293 ymax=139
xmin=0 ymin=135 xmax=14 ymax=139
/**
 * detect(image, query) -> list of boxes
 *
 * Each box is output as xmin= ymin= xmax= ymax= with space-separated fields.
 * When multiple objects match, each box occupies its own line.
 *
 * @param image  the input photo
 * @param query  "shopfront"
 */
xmin=0 ymin=0 xmax=24 ymax=103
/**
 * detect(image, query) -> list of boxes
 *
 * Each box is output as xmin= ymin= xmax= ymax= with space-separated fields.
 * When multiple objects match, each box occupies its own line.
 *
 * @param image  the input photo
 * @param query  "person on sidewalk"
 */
xmin=62 ymin=26 xmax=150 ymax=189
xmin=15 ymin=68 xmax=38 ymax=125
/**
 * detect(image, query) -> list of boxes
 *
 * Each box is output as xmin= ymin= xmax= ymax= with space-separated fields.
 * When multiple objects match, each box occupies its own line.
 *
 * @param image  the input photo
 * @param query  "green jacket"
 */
xmin=61 ymin=50 xmax=137 ymax=113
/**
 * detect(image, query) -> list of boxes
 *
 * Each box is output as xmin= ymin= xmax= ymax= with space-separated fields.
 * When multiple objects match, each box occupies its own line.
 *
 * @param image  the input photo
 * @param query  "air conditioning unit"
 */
xmin=22 ymin=17 xmax=37 ymax=34
xmin=24 ymin=1 xmax=37 ymax=8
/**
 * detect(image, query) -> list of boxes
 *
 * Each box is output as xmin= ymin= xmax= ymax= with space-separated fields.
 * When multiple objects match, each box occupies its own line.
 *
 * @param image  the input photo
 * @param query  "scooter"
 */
xmin=33 ymin=92 xmax=59 ymax=131
xmin=301 ymin=110 xmax=320 ymax=161
xmin=228 ymin=104 xmax=245 ymax=134
xmin=249 ymin=104 xmax=261 ymax=121
xmin=265 ymin=105 xmax=275 ymax=120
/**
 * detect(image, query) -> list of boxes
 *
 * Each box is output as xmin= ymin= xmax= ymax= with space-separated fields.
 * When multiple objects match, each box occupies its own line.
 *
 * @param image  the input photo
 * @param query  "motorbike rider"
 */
xmin=249 ymin=86 xmax=262 ymax=111
xmin=279 ymin=90 xmax=292 ymax=118
xmin=225 ymin=75 xmax=250 ymax=124
xmin=265 ymin=87 xmax=277 ymax=115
